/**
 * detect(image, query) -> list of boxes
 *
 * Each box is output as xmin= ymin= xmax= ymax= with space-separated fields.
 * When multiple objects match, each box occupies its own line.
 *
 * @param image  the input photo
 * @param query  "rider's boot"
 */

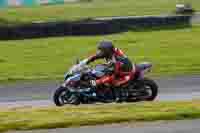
xmin=115 ymin=86 xmax=129 ymax=103
xmin=114 ymin=87 xmax=123 ymax=103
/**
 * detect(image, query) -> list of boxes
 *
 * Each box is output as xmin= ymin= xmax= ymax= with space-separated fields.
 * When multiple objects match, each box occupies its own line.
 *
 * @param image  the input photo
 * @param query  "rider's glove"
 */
xmin=78 ymin=58 xmax=89 ymax=67
xmin=73 ymin=59 xmax=89 ymax=72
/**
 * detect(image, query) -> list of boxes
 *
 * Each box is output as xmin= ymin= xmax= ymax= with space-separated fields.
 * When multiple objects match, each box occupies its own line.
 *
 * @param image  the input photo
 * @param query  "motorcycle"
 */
xmin=53 ymin=59 xmax=158 ymax=106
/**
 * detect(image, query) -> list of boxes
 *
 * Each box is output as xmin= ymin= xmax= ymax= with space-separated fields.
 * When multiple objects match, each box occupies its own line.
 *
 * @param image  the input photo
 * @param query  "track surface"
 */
xmin=192 ymin=13 xmax=200 ymax=24
xmin=0 ymin=75 xmax=200 ymax=108
xmin=7 ymin=119 xmax=200 ymax=133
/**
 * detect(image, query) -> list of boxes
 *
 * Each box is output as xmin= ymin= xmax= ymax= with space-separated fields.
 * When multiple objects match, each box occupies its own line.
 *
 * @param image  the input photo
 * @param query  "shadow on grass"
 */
xmin=0 ymin=59 xmax=6 ymax=63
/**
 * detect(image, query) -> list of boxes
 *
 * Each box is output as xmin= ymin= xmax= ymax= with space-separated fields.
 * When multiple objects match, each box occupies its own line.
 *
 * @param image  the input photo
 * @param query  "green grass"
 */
xmin=0 ymin=25 xmax=200 ymax=82
xmin=0 ymin=100 xmax=200 ymax=132
xmin=0 ymin=0 xmax=199 ymax=25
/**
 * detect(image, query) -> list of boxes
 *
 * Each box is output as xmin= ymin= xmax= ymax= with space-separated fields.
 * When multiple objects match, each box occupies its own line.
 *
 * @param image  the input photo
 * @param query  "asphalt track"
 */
xmin=191 ymin=13 xmax=200 ymax=24
xmin=0 ymin=75 xmax=200 ymax=108
xmin=7 ymin=119 xmax=200 ymax=133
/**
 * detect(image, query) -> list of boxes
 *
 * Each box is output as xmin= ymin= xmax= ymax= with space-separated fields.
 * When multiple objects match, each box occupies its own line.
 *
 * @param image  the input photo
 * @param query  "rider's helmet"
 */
xmin=97 ymin=40 xmax=115 ymax=59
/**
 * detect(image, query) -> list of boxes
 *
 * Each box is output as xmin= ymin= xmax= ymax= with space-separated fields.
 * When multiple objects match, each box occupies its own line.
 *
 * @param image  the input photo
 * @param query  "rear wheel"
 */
xmin=141 ymin=78 xmax=158 ymax=101
xmin=53 ymin=87 xmax=80 ymax=106
xmin=127 ymin=78 xmax=158 ymax=102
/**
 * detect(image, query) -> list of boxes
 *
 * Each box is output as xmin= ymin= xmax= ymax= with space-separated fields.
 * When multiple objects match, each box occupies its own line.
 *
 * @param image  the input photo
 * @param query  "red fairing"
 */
xmin=96 ymin=75 xmax=114 ymax=85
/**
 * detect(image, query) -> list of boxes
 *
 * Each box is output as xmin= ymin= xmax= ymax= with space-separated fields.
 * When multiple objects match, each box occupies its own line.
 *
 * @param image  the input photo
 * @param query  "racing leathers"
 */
xmin=87 ymin=48 xmax=135 ymax=87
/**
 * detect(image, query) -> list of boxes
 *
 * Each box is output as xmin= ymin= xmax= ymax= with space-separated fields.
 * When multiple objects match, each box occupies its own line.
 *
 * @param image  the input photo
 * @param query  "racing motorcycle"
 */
xmin=53 ymin=59 xmax=158 ymax=106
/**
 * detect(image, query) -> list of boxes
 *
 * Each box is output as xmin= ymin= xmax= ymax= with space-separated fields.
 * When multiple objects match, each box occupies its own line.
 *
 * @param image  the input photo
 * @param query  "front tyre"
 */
xmin=53 ymin=87 xmax=80 ymax=106
xmin=142 ymin=78 xmax=158 ymax=101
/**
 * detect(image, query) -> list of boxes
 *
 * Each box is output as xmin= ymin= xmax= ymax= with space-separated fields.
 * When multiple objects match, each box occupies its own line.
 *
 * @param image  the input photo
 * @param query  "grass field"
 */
xmin=0 ymin=100 xmax=200 ymax=132
xmin=0 ymin=0 xmax=199 ymax=25
xmin=0 ymin=25 xmax=200 ymax=82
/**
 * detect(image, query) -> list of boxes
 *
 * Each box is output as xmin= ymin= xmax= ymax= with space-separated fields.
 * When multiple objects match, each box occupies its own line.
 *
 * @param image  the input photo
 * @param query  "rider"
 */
xmin=79 ymin=40 xmax=135 ymax=101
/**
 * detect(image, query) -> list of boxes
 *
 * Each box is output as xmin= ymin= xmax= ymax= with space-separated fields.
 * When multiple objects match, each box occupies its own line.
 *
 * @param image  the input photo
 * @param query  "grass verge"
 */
xmin=0 ymin=25 xmax=200 ymax=82
xmin=0 ymin=100 xmax=200 ymax=132
xmin=0 ymin=0 xmax=199 ymax=26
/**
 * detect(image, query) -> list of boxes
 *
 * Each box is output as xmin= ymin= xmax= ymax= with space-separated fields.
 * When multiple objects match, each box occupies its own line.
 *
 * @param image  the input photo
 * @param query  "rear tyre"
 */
xmin=53 ymin=86 xmax=80 ymax=106
xmin=142 ymin=78 xmax=158 ymax=101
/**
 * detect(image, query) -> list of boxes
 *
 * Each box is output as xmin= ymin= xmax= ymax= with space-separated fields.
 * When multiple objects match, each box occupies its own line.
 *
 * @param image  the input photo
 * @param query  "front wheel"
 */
xmin=53 ymin=87 xmax=80 ymax=106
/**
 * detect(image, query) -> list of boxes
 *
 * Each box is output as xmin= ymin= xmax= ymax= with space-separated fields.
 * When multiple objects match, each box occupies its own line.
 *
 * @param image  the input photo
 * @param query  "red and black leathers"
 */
xmin=87 ymin=48 xmax=135 ymax=86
